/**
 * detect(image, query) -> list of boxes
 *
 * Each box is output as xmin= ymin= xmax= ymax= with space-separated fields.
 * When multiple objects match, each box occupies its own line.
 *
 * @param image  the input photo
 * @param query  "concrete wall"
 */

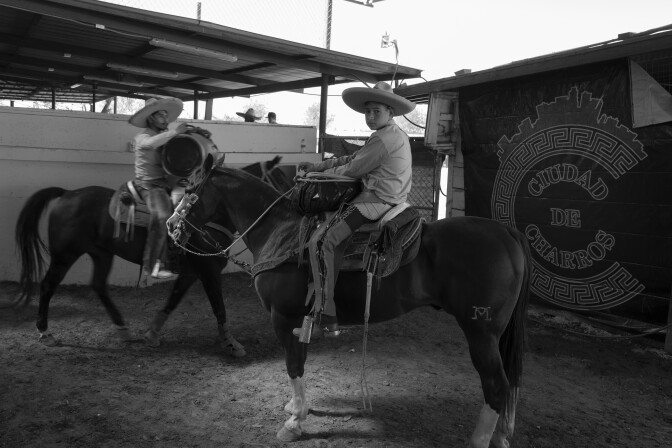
xmin=0 ymin=106 xmax=319 ymax=285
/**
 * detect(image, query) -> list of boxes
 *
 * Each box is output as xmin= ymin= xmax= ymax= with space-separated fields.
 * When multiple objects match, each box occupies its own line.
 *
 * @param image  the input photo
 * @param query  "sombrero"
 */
xmin=129 ymin=97 xmax=183 ymax=128
xmin=236 ymin=108 xmax=262 ymax=121
xmin=342 ymin=81 xmax=415 ymax=116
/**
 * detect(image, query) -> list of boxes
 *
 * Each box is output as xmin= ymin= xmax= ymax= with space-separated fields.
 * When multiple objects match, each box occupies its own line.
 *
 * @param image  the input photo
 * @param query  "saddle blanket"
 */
xmin=250 ymin=206 xmax=423 ymax=278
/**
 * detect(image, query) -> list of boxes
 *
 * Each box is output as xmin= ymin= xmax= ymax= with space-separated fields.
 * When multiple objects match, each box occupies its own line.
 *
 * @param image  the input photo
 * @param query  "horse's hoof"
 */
xmin=220 ymin=338 xmax=246 ymax=357
xmin=38 ymin=333 xmax=59 ymax=347
xmin=143 ymin=329 xmax=161 ymax=347
xmin=276 ymin=424 xmax=302 ymax=442
xmin=116 ymin=327 xmax=133 ymax=342
xmin=491 ymin=433 xmax=510 ymax=448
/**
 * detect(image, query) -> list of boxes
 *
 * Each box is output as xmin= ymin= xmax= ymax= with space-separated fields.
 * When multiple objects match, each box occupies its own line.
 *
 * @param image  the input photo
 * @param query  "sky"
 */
xmin=12 ymin=0 xmax=672 ymax=132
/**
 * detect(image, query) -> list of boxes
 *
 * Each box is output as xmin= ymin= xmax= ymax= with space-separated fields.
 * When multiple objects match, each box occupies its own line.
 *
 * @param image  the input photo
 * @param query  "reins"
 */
xmin=168 ymin=170 xmax=298 ymax=275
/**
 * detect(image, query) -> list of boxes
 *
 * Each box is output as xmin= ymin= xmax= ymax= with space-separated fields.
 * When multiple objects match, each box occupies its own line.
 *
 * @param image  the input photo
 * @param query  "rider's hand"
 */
xmin=174 ymin=122 xmax=188 ymax=134
xmin=298 ymin=162 xmax=316 ymax=173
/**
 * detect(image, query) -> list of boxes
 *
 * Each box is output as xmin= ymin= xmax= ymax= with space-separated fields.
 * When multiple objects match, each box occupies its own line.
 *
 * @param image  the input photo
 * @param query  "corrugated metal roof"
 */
xmin=0 ymin=0 xmax=422 ymax=104
xmin=397 ymin=24 xmax=672 ymax=103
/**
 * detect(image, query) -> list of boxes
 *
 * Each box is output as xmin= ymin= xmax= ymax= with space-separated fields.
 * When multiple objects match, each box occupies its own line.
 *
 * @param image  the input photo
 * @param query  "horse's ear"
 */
xmin=272 ymin=155 xmax=282 ymax=167
xmin=213 ymin=153 xmax=226 ymax=168
xmin=203 ymin=153 xmax=215 ymax=172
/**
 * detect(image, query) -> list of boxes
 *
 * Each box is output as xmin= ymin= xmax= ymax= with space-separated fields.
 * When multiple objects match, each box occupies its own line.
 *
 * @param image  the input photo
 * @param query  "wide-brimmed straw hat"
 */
xmin=236 ymin=108 xmax=262 ymax=121
xmin=129 ymin=97 xmax=183 ymax=128
xmin=342 ymin=81 xmax=415 ymax=116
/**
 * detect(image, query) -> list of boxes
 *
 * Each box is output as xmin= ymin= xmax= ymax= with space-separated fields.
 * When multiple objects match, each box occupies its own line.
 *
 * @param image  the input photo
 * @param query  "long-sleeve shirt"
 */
xmin=314 ymin=120 xmax=412 ymax=205
xmin=131 ymin=127 xmax=180 ymax=188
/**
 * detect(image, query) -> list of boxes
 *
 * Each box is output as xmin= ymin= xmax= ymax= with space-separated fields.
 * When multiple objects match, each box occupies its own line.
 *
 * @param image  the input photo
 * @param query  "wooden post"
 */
xmin=318 ymin=74 xmax=329 ymax=155
xmin=665 ymin=293 xmax=672 ymax=353
xmin=205 ymin=99 xmax=213 ymax=120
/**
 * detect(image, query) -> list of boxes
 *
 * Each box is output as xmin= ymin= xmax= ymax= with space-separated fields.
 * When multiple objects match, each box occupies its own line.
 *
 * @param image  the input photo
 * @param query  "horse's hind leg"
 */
xmin=494 ymin=388 xmax=518 ymax=447
xmin=36 ymin=257 xmax=77 ymax=346
xmin=466 ymin=334 xmax=511 ymax=448
xmin=90 ymin=252 xmax=130 ymax=341
xmin=143 ymin=271 xmax=198 ymax=347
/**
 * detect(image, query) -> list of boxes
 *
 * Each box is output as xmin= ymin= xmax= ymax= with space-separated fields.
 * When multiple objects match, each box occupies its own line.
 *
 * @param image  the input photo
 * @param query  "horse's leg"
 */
xmin=90 ymin=252 xmax=131 ymax=341
xmin=197 ymin=260 xmax=245 ymax=357
xmin=493 ymin=388 xmax=518 ymax=447
xmin=466 ymin=334 xmax=511 ymax=448
xmin=36 ymin=257 xmax=77 ymax=346
xmin=143 ymin=271 xmax=198 ymax=347
xmin=272 ymin=308 xmax=309 ymax=442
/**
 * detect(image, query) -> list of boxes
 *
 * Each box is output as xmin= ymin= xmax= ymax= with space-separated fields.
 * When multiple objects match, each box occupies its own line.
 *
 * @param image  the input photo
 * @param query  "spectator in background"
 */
xmin=266 ymin=112 xmax=277 ymax=124
xmin=236 ymin=108 xmax=262 ymax=122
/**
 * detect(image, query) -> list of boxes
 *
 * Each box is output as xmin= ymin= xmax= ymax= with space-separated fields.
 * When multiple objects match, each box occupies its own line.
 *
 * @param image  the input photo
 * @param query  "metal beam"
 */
xmin=0 ymin=0 xmax=412 ymax=83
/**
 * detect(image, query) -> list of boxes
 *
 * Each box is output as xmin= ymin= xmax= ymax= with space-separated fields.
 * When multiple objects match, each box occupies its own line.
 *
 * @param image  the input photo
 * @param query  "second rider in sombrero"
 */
xmin=296 ymin=81 xmax=416 ymax=337
xmin=128 ymin=97 xmax=188 ymax=280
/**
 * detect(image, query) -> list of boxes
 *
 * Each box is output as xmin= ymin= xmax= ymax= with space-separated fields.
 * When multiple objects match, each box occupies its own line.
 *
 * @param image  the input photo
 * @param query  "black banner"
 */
xmin=460 ymin=59 xmax=672 ymax=322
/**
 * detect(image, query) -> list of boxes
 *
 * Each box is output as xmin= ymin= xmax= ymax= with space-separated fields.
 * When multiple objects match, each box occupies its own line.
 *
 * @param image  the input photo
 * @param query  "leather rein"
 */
xmin=167 ymin=166 xmax=296 ymax=274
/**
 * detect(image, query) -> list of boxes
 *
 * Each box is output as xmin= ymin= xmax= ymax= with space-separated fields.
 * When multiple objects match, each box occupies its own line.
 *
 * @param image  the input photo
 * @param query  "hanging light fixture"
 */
xmin=149 ymin=38 xmax=238 ymax=62
xmin=106 ymin=62 xmax=179 ymax=79
xmin=83 ymin=75 xmax=144 ymax=87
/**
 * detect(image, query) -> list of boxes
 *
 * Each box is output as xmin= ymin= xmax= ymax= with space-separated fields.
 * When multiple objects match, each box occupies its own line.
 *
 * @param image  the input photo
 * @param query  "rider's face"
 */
xmin=364 ymin=102 xmax=393 ymax=130
xmin=148 ymin=110 xmax=170 ymax=131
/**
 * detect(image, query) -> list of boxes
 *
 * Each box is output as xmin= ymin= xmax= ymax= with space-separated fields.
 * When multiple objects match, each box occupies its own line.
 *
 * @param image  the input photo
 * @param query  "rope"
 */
xmin=169 ymin=184 xmax=298 ymax=274
xmin=529 ymin=315 xmax=672 ymax=340
xmin=360 ymin=253 xmax=378 ymax=412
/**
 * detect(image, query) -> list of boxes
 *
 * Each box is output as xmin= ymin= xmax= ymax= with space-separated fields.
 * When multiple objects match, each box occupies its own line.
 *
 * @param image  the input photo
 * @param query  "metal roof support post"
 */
xmin=666 ymin=293 xmax=672 ymax=353
xmin=113 ymin=96 xmax=117 ymax=114
xmin=319 ymin=74 xmax=329 ymax=155
xmin=193 ymin=90 xmax=198 ymax=120
xmin=92 ymin=84 xmax=96 ymax=112
xmin=205 ymin=99 xmax=213 ymax=120
xmin=51 ymin=87 xmax=55 ymax=109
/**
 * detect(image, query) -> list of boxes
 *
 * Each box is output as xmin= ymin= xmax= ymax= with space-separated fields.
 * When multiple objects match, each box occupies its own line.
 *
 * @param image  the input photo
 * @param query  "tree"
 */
xmin=303 ymin=102 xmax=334 ymax=130
xmin=395 ymin=104 xmax=427 ymax=136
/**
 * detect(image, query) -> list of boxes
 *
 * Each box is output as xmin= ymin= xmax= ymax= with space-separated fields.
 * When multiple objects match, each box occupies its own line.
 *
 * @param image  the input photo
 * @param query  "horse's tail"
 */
xmin=498 ymin=227 xmax=532 ymax=430
xmin=13 ymin=187 xmax=67 ymax=306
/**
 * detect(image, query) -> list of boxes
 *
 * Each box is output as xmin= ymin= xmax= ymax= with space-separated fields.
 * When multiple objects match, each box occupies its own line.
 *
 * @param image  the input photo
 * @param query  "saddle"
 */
xmin=109 ymin=181 xmax=154 ymax=240
xmin=299 ymin=202 xmax=423 ymax=279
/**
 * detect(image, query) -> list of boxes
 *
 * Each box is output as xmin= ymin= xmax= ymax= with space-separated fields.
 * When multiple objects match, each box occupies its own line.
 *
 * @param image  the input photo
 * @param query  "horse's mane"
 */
xmin=215 ymin=165 xmax=281 ymax=196
xmin=212 ymin=165 xmax=297 ymax=221
xmin=209 ymin=165 xmax=302 ymax=270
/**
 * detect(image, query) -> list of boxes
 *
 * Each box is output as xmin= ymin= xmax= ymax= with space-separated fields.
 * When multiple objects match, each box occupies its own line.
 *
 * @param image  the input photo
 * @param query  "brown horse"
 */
xmin=13 ymin=157 xmax=291 ymax=357
xmin=169 ymin=164 xmax=532 ymax=448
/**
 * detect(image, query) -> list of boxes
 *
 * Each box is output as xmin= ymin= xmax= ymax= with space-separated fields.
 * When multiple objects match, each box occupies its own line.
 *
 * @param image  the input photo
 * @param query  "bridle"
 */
xmin=167 ymin=165 xmax=297 ymax=274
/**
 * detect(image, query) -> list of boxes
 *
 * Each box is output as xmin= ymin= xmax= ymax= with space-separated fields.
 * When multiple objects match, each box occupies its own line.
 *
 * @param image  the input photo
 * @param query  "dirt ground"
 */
xmin=1 ymin=272 xmax=671 ymax=448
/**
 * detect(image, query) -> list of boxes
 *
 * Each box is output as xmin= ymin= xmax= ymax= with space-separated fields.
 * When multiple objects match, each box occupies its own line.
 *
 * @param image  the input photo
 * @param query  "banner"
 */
xmin=460 ymin=60 xmax=672 ymax=320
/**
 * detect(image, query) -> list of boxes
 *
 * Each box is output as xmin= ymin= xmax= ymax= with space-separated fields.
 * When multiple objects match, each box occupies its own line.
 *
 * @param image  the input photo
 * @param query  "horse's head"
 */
xmin=167 ymin=153 xmax=223 ymax=247
xmin=167 ymin=156 xmax=293 ymax=249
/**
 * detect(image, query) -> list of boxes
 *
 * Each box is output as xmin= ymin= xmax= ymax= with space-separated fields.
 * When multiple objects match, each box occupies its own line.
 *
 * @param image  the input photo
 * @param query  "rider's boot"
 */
xmin=150 ymin=260 xmax=176 ymax=279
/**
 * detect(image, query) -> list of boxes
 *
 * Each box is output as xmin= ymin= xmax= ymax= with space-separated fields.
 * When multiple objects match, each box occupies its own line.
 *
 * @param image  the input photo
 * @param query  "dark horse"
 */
xmin=13 ymin=156 xmax=291 ymax=357
xmin=169 ymin=164 xmax=532 ymax=448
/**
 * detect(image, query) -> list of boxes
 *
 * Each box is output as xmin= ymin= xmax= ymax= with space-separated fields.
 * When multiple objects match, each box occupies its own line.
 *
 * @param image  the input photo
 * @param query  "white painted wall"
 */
xmin=0 ymin=106 xmax=319 ymax=285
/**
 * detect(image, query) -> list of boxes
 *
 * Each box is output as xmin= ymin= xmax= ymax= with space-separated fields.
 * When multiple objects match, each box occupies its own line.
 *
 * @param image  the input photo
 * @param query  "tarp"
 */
xmin=459 ymin=59 xmax=672 ymax=321
xmin=630 ymin=60 xmax=672 ymax=128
